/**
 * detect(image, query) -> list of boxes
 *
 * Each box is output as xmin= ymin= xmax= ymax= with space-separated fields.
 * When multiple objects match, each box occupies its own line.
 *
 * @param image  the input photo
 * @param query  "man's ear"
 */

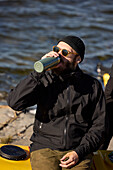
xmin=76 ymin=56 xmax=81 ymax=63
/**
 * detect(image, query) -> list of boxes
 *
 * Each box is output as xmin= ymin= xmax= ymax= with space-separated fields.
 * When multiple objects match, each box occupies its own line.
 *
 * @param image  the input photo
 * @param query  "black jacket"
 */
xmin=7 ymin=66 xmax=106 ymax=160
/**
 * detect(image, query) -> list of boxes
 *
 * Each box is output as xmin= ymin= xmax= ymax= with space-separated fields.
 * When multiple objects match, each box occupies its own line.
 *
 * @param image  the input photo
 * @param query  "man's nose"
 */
xmin=58 ymin=50 xmax=62 ymax=55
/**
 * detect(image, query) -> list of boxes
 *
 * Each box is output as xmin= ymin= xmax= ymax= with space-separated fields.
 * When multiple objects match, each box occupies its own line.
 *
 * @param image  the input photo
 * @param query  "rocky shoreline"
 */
xmin=0 ymin=103 xmax=113 ymax=150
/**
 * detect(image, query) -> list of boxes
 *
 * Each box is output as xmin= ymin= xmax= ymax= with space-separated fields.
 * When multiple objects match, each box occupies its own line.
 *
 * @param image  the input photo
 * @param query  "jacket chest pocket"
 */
xmin=72 ymin=95 xmax=90 ymax=123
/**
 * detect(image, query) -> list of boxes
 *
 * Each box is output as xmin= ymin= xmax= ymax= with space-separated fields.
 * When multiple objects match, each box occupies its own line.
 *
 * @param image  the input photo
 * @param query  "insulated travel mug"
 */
xmin=34 ymin=56 xmax=60 ymax=73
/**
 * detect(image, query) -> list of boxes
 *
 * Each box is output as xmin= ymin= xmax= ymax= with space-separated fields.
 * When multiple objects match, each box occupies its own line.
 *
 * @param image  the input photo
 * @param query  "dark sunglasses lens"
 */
xmin=62 ymin=49 xmax=68 ymax=56
xmin=53 ymin=46 xmax=60 ymax=53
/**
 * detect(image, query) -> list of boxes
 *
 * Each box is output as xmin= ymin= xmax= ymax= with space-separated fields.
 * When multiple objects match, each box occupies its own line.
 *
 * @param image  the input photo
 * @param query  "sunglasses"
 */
xmin=52 ymin=46 xmax=78 ymax=57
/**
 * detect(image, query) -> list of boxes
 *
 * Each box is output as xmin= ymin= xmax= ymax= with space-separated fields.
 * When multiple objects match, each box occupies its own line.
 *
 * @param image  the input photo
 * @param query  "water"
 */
xmin=0 ymin=0 xmax=113 ymax=101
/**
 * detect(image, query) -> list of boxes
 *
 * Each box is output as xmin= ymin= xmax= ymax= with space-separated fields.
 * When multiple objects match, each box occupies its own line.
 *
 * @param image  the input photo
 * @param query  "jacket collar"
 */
xmin=40 ymin=65 xmax=83 ymax=87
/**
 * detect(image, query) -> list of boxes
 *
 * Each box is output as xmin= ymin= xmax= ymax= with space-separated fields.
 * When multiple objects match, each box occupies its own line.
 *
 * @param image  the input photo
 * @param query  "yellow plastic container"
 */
xmin=0 ymin=144 xmax=32 ymax=170
xmin=103 ymin=73 xmax=110 ymax=87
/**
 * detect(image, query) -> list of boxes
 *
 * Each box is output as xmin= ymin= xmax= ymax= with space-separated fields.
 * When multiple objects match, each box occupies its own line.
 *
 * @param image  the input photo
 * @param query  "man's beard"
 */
xmin=52 ymin=60 xmax=76 ymax=75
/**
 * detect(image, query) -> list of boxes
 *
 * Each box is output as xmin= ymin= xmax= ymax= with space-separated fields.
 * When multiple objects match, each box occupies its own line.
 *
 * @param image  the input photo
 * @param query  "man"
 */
xmin=104 ymin=64 xmax=113 ymax=149
xmin=7 ymin=36 xmax=106 ymax=169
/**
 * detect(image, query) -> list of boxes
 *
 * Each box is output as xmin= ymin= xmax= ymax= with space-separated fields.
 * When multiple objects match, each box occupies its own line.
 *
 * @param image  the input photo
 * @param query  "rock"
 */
xmin=0 ymin=105 xmax=35 ymax=146
xmin=107 ymin=137 xmax=113 ymax=150
xmin=0 ymin=105 xmax=15 ymax=128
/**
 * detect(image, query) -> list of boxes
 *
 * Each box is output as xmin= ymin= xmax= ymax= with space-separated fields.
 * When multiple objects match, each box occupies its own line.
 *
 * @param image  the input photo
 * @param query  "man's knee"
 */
xmin=30 ymin=148 xmax=61 ymax=170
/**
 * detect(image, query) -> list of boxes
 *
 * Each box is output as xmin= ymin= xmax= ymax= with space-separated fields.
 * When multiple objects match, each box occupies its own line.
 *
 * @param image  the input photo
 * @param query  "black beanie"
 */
xmin=58 ymin=35 xmax=85 ymax=62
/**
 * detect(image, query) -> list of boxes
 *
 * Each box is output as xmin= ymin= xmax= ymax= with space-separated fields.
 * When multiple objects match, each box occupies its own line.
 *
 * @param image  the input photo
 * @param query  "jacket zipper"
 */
xmin=63 ymin=83 xmax=71 ymax=149
xmin=63 ymin=115 xmax=69 ymax=148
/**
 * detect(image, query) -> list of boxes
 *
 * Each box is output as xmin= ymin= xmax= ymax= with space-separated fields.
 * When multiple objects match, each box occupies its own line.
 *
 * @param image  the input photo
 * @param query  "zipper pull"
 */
xmin=39 ymin=122 xmax=43 ymax=129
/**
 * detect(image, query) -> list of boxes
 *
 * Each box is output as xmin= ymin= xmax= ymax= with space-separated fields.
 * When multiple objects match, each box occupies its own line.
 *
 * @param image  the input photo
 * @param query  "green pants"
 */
xmin=30 ymin=148 xmax=93 ymax=170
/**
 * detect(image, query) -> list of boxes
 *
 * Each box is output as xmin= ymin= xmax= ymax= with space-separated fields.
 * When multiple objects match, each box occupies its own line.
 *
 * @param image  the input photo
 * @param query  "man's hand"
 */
xmin=41 ymin=51 xmax=59 ymax=60
xmin=59 ymin=151 xmax=79 ymax=169
xmin=41 ymin=51 xmax=60 ymax=71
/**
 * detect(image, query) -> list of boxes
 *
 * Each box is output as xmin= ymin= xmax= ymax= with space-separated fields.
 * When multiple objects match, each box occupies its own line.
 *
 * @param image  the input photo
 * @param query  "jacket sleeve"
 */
xmin=7 ymin=71 xmax=45 ymax=111
xmin=74 ymin=81 xmax=106 ymax=160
